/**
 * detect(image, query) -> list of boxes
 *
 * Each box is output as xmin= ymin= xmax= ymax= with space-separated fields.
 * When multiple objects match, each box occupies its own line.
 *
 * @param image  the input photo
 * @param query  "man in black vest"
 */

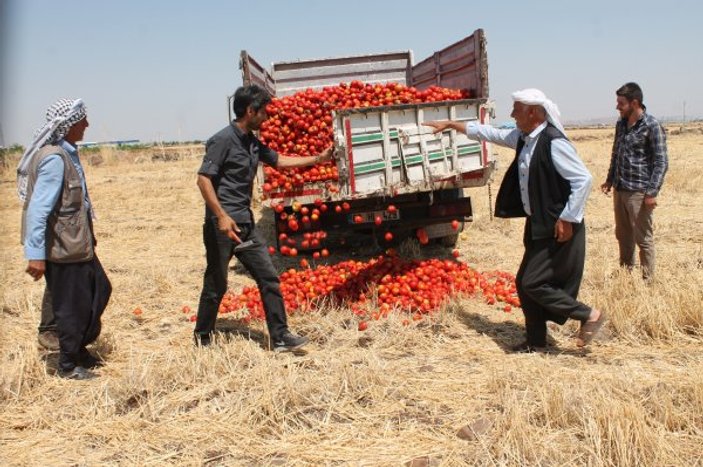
xmin=424 ymin=89 xmax=605 ymax=352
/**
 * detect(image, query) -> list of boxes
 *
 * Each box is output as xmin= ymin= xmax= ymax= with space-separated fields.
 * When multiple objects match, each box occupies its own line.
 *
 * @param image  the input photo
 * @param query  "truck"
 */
xmin=238 ymin=29 xmax=494 ymax=250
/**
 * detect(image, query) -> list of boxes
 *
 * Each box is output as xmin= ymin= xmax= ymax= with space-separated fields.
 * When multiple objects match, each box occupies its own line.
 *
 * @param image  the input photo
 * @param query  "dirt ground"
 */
xmin=1 ymin=124 xmax=702 ymax=466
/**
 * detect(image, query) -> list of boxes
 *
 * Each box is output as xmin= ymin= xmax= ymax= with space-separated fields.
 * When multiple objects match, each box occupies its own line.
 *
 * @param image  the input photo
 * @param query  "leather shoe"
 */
xmin=58 ymin=366 xmax=97 ymax=380
xmin=194 ymin=333 xmax=212 ymax=347
xmin=78 ymin=351 xmax=104 ymax=369
xmin=510 ymin=340 xmax=548 ymax=354
xmin=38 ymin=330 xmax=60 ymax=351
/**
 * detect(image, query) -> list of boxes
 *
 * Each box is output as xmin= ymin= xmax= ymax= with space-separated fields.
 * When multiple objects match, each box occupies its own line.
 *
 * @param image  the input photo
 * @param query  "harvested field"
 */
xmin=1 ymin=124 xmax=702 ymax=466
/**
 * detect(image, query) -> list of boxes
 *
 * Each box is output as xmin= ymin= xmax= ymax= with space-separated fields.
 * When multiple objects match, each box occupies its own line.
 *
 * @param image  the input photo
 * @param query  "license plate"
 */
xmin=350 ymin=209 xmax=401 ymax=224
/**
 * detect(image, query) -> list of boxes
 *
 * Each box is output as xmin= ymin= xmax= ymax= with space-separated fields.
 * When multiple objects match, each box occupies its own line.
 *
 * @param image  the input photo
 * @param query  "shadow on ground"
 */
xmin=456 ymin=309 xmax=589 ymax=357
xmin=214 ymin=318 xmax=308 ymax=355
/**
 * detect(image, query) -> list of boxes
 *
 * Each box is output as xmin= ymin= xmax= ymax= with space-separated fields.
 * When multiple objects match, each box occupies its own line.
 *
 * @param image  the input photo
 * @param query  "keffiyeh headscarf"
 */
xmin=16 ymin=98 xmax=87 ymax=201
xmin=511 ymin=88 xmax=564 ymax=134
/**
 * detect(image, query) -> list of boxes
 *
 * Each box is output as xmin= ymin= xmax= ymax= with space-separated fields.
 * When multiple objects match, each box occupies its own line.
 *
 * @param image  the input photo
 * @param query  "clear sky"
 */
xmin=2 ymin=0 xmax=701 ymax=146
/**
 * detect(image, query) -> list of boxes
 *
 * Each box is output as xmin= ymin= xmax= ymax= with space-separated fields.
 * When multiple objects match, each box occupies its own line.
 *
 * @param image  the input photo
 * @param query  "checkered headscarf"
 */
xmin=41 ymin=98 xmax=88 ymax=143
xmin=16 ymin=98 xmax=87 ymax=201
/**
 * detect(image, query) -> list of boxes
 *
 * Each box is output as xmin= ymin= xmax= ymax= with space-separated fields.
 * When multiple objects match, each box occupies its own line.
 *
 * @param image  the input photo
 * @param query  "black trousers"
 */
xmin=45 ymin=256 xmax=112 ymax=371
xmin=38 ymin=286 xmax=56 ymax=332
xmin=195 ymin=219 xmax=288 ymax=342
xmin=515 ymin=220 xmax=591 ymax=346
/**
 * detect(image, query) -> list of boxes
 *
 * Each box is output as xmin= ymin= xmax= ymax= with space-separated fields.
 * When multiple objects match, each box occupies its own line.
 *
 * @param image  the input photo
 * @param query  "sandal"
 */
xmin=576 ymin=310 xmax=606 ymax=347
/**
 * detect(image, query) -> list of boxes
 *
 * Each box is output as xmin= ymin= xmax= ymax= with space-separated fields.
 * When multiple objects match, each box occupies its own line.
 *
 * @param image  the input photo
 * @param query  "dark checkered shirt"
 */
xmin=607 ymin=112 xmax=668 ymax=197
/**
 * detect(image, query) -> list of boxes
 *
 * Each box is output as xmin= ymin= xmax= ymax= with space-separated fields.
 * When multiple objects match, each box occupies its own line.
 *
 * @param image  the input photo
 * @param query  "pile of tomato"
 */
xmin=217 ymin=253 xmax=519 ymax=327
xmin=258 ymin=81 xmax=470 ymax=193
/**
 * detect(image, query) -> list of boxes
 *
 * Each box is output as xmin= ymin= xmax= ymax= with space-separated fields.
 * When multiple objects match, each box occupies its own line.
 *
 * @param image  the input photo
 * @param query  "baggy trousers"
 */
xmin=38 ymin=286 xmax=56 ymax=332
xmin=45 ymin=256 xmax=112 ymax=371
xmin=195 ymin=220 xmax=288 ymax=342
xmin=515 ymin=220 xmax=592 ymax=346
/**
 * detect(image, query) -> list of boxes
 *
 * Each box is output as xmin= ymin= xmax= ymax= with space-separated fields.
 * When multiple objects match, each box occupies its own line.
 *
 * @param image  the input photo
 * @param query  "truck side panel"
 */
xmin=240 ymin=51 xmax=275 ymax=96
xmin=240 ymin=51 xmax=413 ymax=97
xmin=271 ymin=52 xmax=412 ymax=96
xmin=411 ymin=29 xmax=488 ymax=98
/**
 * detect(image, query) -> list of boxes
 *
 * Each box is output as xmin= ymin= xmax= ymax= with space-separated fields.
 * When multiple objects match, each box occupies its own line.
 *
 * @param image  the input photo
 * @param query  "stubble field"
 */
xmin=1 ymin=124 xmax=702 ymax=466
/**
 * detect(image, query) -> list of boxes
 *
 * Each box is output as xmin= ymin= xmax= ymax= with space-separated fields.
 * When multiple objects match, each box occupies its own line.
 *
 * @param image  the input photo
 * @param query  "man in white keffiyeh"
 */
xmin=510 ymin=88 xmax=565 ymax=134
xmin=19 ymin=98 xmax=111 ymax=380
xmin=424 ymin=88 xmax=605 ymax=352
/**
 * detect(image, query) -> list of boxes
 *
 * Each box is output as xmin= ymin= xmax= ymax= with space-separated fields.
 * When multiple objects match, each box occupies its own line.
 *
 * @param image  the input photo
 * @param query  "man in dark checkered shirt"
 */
xmin=600 ymin=82 xmax=668 ymax=280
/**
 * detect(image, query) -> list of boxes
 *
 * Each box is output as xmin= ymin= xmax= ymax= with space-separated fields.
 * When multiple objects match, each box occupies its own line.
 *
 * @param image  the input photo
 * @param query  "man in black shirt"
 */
xmin=195 ymin=85 xmax=333 ymax=351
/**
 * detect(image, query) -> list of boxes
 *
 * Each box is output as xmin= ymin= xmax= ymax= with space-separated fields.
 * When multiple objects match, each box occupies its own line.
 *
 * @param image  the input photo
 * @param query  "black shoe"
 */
xmin=58 ymin=366 xmax=97 ymax=380
xmin=78 ymin=350 xmax=104 ymax=369
xmin=194 ymin=333 xmax=211 ymax=347
xmin=510 ymin=340 xmax=548 ymax=354
xmin=272 ymin=332 xmax=309 ymax=353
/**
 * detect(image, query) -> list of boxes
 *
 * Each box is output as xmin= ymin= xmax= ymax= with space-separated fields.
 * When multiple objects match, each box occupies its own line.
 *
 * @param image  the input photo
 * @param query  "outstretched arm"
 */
xmin=423 ymin=120 xmax=520 ymax=149
xmin=423 ymin=120 xmax=467 ymax=134
xmin=277 ymin=145 xmax=334 ymax=168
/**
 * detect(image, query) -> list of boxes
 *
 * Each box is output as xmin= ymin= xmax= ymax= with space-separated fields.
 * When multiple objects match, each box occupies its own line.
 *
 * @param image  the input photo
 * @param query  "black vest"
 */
xmin=494 ymin=124 xmax=574 ymax=239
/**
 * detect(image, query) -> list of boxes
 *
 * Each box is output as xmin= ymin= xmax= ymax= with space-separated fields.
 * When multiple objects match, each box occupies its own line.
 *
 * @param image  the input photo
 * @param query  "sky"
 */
xmin=2 ymin=0 xmax=702 ymax=146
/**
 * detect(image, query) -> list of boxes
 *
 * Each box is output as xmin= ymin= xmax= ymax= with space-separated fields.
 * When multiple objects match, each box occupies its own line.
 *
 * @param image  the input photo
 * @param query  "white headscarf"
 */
xmin=511 ymin=89 xmax=564 ymax=134
xmin=16 ymin=98 xmax=87 ymax=201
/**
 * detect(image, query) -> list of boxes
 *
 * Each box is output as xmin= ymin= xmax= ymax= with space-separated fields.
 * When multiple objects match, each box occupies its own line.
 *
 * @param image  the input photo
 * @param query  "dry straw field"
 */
xmin=1 ymin=124 xmax=702 ymax=466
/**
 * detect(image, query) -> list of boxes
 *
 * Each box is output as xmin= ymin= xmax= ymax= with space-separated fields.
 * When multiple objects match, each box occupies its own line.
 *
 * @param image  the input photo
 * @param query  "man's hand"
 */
xmin=644 ymin=195 xmax=658 ymax=209
xmin=26 ymin=260 xmax=46 ymax=281
xmin=600 ymin=182 xmax=612 ymax=195
xmin=554 ymin=219 xmax=573 ymax=243
xmin=217 ymin=215 xmax=241 ymax=243
xmin=316 ymin=145 xmax=334 ymax=164
xmin=422 ymin=120 xmax=452 ymax=134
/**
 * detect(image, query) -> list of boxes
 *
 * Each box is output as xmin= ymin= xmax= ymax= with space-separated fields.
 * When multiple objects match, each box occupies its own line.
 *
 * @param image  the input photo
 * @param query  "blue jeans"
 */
xmin=195 ymin=219 xmax=288 ymax=342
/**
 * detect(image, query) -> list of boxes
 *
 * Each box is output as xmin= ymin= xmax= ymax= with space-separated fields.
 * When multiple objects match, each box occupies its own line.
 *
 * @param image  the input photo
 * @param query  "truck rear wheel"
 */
xmin=437 ymin=232 xmax=459 ymax=247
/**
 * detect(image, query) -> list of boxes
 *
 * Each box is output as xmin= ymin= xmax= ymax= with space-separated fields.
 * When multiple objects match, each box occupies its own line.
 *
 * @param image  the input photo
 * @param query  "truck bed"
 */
xmin=239 ymin=29 xmax=493 ymax=208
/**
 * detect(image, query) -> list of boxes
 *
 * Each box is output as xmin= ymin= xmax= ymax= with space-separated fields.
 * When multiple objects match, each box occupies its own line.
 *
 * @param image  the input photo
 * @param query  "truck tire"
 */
xmin=437 ymin=232 xmax=459 ymax=247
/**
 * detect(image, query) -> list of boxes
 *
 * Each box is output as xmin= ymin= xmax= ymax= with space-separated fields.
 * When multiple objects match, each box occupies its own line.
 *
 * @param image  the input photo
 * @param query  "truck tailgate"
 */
xmin=333 ymin=99 xmax=493 ymax=198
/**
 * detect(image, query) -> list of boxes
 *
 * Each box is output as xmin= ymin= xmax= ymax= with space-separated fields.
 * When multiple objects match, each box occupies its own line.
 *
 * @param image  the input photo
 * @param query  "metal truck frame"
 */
xmin=239 ymin=29 xmax=493 ymax=249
